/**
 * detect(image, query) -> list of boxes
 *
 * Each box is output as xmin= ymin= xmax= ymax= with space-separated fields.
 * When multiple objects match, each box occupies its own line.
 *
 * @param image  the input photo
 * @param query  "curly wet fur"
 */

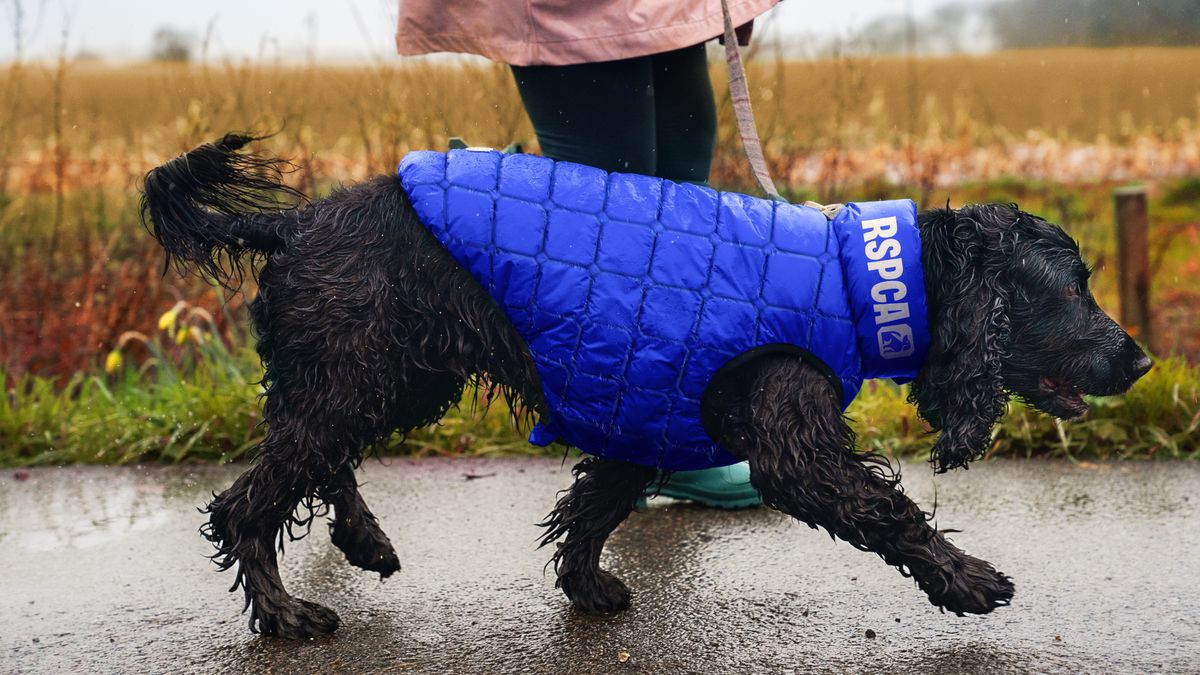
xmin=143 ymin=135 xmax=1148 ymax=637
xmin=908 ymin=205 xmax=1150 ymax=471
xmin=141 ymin=133 xmax=305 ymax=288
xmin=706 ymin=355 xmax=1014 ymax=615
xmin=909 ymin=205 xmax=1015 ymax=473
xmin=538 ymin=458 xmax=657 ymax=612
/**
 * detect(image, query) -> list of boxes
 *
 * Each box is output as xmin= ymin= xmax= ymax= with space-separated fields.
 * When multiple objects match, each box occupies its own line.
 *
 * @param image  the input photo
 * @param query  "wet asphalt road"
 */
xmin=1 ymin=457 xmax=1198 ymax=674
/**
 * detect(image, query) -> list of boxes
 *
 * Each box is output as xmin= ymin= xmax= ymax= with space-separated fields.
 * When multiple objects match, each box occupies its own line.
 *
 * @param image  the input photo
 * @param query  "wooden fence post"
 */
xmin=1113 ymin=186 xmax=1152 ymax=351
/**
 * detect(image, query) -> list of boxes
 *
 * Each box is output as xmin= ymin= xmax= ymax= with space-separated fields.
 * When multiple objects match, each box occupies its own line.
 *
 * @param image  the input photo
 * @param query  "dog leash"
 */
xmin=719 ymin=0 xmax=843 ymax=219
xmin=720 ymin=0 xmax=779 ymax=200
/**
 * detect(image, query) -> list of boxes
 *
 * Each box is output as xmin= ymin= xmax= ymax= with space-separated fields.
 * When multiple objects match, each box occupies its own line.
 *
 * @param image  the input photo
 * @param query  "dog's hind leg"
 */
xmin=319 ymin=369 xmax=466 ymax=579
xmin=202 ymin=425 xmax=345 ymax=639
xmin=323 ymin=466 xmax=401 ymax=579
xmin=204 ymin=350 xmax=404 ymax=636
xmin=708 ymin=354 xmax=1015 ymax=616
xmin=539 ymin=457 xmax=657 ymax=613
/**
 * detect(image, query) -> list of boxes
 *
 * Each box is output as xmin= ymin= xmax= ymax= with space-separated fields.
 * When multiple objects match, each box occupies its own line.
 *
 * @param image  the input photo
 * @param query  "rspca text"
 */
xmin=862 ymin=215 xmax=915 ymax=359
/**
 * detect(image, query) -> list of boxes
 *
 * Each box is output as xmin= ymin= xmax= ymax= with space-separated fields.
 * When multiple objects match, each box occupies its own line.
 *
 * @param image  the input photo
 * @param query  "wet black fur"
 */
xmin=142 ymin=135 xmax=1149 ymax=638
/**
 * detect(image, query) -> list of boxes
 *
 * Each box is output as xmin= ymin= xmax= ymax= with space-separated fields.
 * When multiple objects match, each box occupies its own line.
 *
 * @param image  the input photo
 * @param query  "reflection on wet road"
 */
xmin=1 ymin=458 xmax=1197 ymax=674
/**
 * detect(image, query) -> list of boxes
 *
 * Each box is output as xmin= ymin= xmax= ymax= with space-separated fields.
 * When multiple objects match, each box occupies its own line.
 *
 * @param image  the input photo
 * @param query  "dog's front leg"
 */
xmin=539 ymin=457 xmax=657 ymax=612
xmin=713 ymin=354 xmax=1014 ymax=616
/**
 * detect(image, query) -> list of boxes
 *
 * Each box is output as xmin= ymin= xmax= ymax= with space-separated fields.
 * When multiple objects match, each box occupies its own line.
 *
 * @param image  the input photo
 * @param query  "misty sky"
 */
xmin=2 ymin=0 xmax=991 ymax=63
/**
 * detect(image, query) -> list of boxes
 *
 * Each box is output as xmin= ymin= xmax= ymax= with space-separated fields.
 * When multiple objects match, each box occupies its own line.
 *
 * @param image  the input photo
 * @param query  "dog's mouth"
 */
xmin=1032 ymin=375 xmax=1090 ymax=421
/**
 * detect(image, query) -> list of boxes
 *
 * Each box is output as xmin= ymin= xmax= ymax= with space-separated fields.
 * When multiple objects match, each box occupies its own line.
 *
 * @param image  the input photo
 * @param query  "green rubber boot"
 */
xmin=642 ymin=462 xmax=762 ymax=510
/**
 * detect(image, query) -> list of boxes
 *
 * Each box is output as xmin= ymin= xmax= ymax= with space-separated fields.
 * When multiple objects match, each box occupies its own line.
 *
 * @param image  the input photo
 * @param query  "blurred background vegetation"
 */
xmin=0 ymin=0 xmax=1197 ymax=466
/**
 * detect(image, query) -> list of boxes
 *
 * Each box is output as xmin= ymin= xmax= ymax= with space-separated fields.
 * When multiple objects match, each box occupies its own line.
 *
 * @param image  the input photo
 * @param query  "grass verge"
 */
xmin=2 ymin=304 xmax=1196 ymax=467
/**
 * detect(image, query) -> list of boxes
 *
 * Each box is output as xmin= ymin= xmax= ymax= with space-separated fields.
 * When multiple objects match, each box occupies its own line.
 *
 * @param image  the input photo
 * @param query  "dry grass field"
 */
xmin=5 ymin=47 xmax=1200 ymax=144
xmin=3 ymin=47 xmax=1200 ymax=194
xmin=0 ymin=47 xmax=1197 ymax=465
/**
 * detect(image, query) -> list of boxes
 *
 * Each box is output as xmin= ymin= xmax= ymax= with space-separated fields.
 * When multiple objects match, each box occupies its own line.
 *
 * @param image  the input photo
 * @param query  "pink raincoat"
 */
xmin=395 ymin=0 xmax=779 ymax=65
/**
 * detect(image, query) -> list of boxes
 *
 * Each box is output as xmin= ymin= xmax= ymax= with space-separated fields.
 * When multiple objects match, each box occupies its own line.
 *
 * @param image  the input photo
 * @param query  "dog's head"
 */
xmin=909 ymin=203 xmax=1151 ymax=473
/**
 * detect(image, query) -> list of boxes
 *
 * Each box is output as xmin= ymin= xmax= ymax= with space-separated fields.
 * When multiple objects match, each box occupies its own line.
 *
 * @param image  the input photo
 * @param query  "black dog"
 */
xmin=142 ymin=134 xmax=1151 ymax=638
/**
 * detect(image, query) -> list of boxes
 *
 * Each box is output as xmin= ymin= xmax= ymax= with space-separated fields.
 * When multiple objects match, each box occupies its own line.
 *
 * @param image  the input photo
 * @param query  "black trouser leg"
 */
xmin=650 ymin=42 xmax=717 ymax=182
xmin=511 ymin=43 xmax=715 ymax=182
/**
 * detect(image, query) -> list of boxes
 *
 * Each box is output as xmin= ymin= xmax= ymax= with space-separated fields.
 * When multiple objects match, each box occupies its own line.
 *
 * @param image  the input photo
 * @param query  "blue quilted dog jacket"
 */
xmin=398 ymin=149 xmax=930 ymax=470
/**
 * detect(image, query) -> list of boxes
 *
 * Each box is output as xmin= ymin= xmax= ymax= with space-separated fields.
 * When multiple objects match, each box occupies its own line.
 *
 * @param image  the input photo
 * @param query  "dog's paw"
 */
xmin=330 ymin=520 xmax=401 ymax=579
xmin=365 ymin=547 xmax=402 ymax=579
xmin=560 ymin=570 xmax=632 ymax=614
xmin=253 ymin=598 xmax=341 ymax=639
xmin=343 ymin=542 xmax=401 ymax=580
xmin=922 ymin=556 xmax=1015 ymax=616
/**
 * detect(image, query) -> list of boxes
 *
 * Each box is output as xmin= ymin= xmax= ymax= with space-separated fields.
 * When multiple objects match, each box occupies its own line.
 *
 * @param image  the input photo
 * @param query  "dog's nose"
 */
xmin=1133 ymin=353 xmax=1152 ymax=379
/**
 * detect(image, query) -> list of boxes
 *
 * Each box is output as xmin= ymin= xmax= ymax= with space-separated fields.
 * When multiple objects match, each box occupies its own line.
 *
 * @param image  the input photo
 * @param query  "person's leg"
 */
xmin=514 ymin=48 xmax=757 ymax=509
xmin=645 ymin=43 xmax=759 ymax=507
xmin=511 ymin=57 xmax=657 ymax=173
xmin=647 ymin=462 xmax=761 ymax=509
xmin=649 ymin=43 xmax=718 ymax=183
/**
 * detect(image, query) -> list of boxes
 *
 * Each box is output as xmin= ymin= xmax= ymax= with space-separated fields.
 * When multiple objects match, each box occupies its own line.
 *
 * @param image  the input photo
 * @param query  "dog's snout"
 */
xmin=1133 ymin=352 xmax=1152 ymax=379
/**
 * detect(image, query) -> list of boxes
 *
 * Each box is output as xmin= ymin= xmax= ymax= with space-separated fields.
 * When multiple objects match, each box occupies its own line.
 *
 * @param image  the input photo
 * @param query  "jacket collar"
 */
xmin=832 ymin=200 xmax=931 ymax=383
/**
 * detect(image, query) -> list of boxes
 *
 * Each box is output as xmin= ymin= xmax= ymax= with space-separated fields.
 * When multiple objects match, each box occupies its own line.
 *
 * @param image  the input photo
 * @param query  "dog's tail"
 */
xmin=141 ymin=133 xmax=305 ymax=290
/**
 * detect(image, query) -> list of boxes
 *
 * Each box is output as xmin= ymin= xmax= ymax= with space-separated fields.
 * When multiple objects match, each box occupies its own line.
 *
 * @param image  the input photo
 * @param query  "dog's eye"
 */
xmin=1065 ymin=281 xmax=1080 ymax=299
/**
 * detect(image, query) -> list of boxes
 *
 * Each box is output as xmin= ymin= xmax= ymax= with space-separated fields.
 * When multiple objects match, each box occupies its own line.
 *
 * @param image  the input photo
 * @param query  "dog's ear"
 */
xmin=909 ymin=205 xmax=1013 ymax=473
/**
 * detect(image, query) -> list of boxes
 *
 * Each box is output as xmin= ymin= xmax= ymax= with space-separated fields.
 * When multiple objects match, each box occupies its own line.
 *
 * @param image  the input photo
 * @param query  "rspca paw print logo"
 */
xmin=877 ymin=325 xmax=914 ymax=359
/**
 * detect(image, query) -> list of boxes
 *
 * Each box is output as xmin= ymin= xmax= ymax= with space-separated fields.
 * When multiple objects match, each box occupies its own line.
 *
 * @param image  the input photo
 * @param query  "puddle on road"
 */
xmin=0 ymin=466 xmax=229 ymax=551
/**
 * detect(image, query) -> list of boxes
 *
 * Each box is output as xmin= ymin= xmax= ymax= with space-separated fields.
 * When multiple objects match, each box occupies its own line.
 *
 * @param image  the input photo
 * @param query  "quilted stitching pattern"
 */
xmin=399 ymin=150 xmax=863 ymax=470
